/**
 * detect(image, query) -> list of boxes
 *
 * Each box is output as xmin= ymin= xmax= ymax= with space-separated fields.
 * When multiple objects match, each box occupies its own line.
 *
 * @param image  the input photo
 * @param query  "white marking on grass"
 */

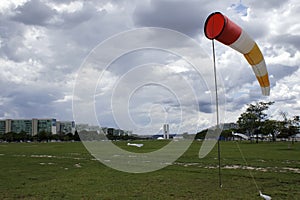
xmin=74 ymin=163 xmax=82 ymax=168
xmin=257 ymin=159 xmax=266 ymax=163
xmin=160 ymin=162 xmax=172 ymax=165
xmin=13 ymin=154 xmax=26 ymax=157
xmin=69 ymin=153 xmax=81 ymax=156
xmin=31 ymin=154 xmax=56 ymax=158
xmin=174 ymin=162 xmax=300 ymax=174
xmin=282 ymin=167 xmax=300 ymax=173
xmin=183 ymin=163 xmax=199 ymax=167
xmin=39 ymin=162 xmax=55 ymax=165
xmin=127 ymin=143 xmax=144 ymax=148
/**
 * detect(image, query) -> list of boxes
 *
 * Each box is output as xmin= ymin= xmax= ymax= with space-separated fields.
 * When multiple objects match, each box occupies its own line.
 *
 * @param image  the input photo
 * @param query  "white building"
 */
xmin=57 ymin=121 xmax=75 ymax=134
xmin=163 ymin=124 xmax=169 ymax=139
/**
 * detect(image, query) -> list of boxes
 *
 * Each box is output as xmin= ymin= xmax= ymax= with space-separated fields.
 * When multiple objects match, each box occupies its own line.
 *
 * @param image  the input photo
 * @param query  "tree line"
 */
xmin=0 ymin=130 xmax=80 ymax=142
xmin=0 ymin=129 xmax=140 ymax=142
xmin=196 ymin=101 xmax=299 ymax=142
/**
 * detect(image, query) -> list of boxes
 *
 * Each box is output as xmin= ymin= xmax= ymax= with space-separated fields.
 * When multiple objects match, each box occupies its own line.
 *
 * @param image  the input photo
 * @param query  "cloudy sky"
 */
xmin=0 ymin=0 xmax=299 ymax=135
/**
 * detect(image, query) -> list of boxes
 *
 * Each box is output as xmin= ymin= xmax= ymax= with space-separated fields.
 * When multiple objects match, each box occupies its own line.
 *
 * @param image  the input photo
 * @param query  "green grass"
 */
xmin=0 ymin=141 xmax=299 ymax=199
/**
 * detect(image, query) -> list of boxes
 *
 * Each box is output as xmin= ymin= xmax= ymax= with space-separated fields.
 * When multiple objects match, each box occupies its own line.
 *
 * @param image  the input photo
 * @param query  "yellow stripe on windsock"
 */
xmin=256 ymin=73 xmax=270 ymax=88
xmin=244 ymin=43 xmax=264 ymax=65
xmin=244 ymin=43 xmax=270 ymax=95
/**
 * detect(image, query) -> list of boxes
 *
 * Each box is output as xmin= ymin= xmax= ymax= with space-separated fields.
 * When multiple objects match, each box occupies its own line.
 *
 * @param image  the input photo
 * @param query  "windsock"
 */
xmin=204 ymin=12 xmax=270 ymax=96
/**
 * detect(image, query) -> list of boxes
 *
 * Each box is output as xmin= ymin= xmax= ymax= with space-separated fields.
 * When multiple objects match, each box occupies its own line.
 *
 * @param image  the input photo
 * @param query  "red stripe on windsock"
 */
xmin=204 ymin=12 xmax=242 ymax=45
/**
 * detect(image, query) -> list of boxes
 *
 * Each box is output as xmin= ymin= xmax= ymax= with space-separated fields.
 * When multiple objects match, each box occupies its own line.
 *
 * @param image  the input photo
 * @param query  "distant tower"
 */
xmin=163 ymin=124 xmax=169 ymax=139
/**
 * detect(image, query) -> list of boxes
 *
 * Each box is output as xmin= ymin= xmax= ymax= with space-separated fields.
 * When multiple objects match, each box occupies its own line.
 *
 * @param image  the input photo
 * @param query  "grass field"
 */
xmin=0 ymin=140 xmax=300 ymax=199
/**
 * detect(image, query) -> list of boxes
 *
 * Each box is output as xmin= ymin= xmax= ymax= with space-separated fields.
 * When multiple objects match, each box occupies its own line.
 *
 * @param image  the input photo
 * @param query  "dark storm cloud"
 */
xmin=241 ymin=20 xmax=269 ymax=40
xmin=219 ymin=63 xmax=255 ymax=94
xmin=11 ymin=0 xmax=57 ymax=26
xmin=0 ymin=84 xmax=58 ymax=118
xmin=0 ymin=0 xmax=134 ymax=121
xmin=0 ymin=19 xmax=26 ymax=62
xmin=133 ymin=1 xmax=208 ymax=36
xmin=270 ymin=34 xmax=300 ymax=51
xmin=199 ymin=101 xmax=212 ymax=113
xmin=249 ymin=0 xmax=286 ymax=9
xmin=225 ymin=92 xmax=256 ymax=112
xmin=56 ymin=8 xmax=125 ymax=48
xmin=268 ymin=64 xmax=299 ymax=80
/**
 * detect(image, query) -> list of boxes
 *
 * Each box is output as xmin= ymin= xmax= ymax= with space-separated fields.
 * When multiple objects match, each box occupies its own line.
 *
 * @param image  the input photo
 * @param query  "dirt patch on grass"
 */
xmin=173 ymin=162 xmax=300 ymax=174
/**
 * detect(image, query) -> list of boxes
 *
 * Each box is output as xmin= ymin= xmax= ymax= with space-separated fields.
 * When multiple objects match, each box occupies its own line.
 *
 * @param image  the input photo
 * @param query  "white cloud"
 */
xmin=0 ymin=0 xmax=28 ymax=13
xmin=46 ymin=1 xmax=83 ymax=13
xmin=271 ymin=68 xmax=300 ymax=103
xmin=0 ymin=58 xmax=42 ymax=84
xmin=53 ymin=94 xmax=73 ymax=103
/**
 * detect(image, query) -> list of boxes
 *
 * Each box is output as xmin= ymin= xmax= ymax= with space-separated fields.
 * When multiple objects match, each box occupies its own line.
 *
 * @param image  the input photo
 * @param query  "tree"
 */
xmin=3 ymin=132 xmax=14 ymax=142
xmin=36 ymin=130 xmax=51 ymax=142
xmin=220 ymin=129 xmax=236 ymax=140
xmin=237 ymin=101 xmax=274 ymax=143
xmin=195 ymin=129 xmax=208 ymax=140
xmin=260 ymin=120 xmax=280 ymax=142
xmin=278 ymin=112 xmax=300 ymax=141
xmin=73 ymin=130 xmax=80 ymax=141
xmin=18 ymin=130 xmax=31 ymax=142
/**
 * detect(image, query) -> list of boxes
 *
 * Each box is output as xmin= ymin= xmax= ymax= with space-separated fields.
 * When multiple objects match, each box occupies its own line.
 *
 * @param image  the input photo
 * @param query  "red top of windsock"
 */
xmin=204 ymin=12 xmax=242 ymax=45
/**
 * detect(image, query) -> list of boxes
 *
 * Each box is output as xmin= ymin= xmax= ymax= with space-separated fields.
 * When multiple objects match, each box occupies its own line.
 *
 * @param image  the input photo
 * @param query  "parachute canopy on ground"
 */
xmin=204 ymin=12 xmax=270 ymax=96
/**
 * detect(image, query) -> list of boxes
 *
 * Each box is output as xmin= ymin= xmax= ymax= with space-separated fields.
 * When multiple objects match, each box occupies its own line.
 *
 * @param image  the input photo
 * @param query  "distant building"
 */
xmin=75 ymin=124 xmax=90 ymax=132
xmin=75 ymin=124 xmax=107 ymax=134
xmin=5 ymin=119 xmax=12 ymax=133
xmin=0 ymin=120 xmax=5 ymax=133
xmin=11 ymin=119 xmax=33 ymax=134
xmin=222 ymin=123 xmax=239 ymax=130
xmin=163 ymin=124 xmax=170 ymax=139
xmin=0 ymin=118 xmax=72 ymax=135
xmin=107 ymin=128 xmax=120 ymax=136
xmin=33 ymin=118 xmax=57 ymax=135
xmin=57 ymin=121 xmax=75 ymax=135
xmin=0 ymin=119 xmax=12 ymax=133
xmin=0 ymin=119 xmax=131 ymax=137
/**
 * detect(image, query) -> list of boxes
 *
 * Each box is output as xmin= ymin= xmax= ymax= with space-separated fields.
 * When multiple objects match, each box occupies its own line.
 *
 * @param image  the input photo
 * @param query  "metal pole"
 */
xmin=212 ymin=39 xmax=222 ymax=188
